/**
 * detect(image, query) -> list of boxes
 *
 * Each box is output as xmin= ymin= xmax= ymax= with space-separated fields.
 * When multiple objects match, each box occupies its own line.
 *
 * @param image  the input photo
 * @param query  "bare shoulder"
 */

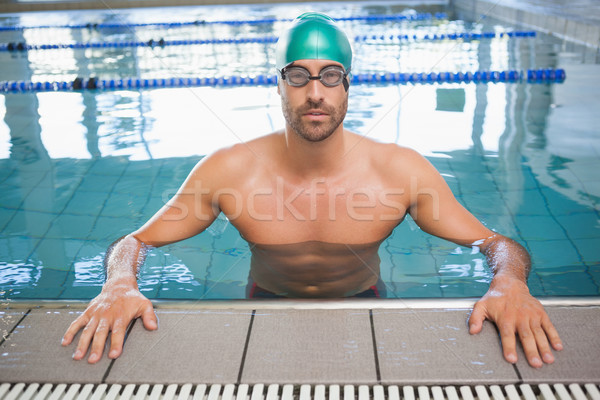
xmin=353 ymin=135 xmax=431 ymax=176
xmin=188 ymin=131 xmax=282 ymax=185
xmin=204 ymin=132 xmax=280 ymax=163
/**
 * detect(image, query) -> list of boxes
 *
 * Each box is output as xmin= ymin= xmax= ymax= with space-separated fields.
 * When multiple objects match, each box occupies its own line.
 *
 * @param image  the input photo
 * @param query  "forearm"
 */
xmin=64 ymin=233 xmax=157 ymax=363
xmin=470 ymin=234 xmax=562 ymax=367
xmin=482 ymin=235 xmax=531 ymax=283
xmin=103 ymin=234 xmax=149 ymax=286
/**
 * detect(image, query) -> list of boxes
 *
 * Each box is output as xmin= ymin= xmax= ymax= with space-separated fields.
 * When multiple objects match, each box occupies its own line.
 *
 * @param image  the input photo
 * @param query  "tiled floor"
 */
xmin=1 ymin=303 xmax=599 ymax=385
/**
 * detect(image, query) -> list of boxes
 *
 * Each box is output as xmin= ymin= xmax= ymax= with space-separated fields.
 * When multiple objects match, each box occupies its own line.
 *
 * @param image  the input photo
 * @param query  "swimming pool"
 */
xmin=0 ymin=1 xmax=598 ymax=301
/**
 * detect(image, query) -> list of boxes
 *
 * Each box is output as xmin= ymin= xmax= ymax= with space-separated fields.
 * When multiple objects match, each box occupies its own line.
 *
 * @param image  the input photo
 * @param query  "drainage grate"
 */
xmin=0 ymin=383 xmax=599 ymax=400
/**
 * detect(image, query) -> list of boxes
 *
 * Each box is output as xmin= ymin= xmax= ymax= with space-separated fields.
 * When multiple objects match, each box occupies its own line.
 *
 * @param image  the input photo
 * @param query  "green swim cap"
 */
xmin=276 ymin=12 xmax=352 ymax=72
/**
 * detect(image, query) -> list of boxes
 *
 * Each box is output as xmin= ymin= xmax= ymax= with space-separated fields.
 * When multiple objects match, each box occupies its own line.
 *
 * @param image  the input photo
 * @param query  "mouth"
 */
xmin=304 ymin=109 xmax=329 ymax=118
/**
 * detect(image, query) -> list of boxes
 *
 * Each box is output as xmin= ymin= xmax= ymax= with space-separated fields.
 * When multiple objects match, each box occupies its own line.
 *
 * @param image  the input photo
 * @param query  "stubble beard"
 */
xmin=282 ymin=97 xmax=348 ymax=143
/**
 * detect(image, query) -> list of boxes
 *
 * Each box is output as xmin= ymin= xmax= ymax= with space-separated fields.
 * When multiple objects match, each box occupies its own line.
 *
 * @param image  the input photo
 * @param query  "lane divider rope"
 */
xmin=0 ymin=69 xmax=566 ymax=92
xmin=0 ymin=31 xmax=536 ymax=52
xmin=0 ymin=12 xmax=448 ymax=31
xmin=355 ymin=30 xmax=536 ymax=42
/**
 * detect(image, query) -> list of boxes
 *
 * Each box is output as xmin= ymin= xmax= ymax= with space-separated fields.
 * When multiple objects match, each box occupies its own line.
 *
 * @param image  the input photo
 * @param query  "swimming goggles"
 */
xmin=279 ymin=65 xmax=350 ymax=90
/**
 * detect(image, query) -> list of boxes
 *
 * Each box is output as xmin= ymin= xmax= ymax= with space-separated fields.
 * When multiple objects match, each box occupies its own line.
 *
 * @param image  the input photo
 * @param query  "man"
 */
xmin=62 ymin=12 xmax=562 ymax=367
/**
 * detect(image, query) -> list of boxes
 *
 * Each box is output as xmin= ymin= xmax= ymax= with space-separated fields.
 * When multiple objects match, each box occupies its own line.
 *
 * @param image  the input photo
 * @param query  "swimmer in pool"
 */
xmin=62 ymin=12 xmax=562 ymax=368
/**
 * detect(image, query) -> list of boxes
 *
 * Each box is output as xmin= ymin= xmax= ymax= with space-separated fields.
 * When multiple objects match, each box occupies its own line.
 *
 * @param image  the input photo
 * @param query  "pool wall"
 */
xmin=1 ymin=0 xmax=597 ymax=58
xmin=0 ymin=0 xmax=447 ymax=13
xmin=2 ymin=302 xmax=600 ymax=385
xmin=451 ymin=0 xmax=600 ymax=50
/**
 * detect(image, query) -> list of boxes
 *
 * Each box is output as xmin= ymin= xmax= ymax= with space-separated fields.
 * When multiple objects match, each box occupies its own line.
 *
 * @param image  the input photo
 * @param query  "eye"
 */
xmin=286 ymin=68 xmax=309 ymax=83
xmin=322 ymin=70 xmax=341 ymax=81
xmin=321 ymin=68 xmax=344 ymax=85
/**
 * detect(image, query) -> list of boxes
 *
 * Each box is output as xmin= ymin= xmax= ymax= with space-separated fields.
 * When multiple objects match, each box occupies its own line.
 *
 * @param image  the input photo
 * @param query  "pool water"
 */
xmin=0 ymin=2 xmax=599 ymax=301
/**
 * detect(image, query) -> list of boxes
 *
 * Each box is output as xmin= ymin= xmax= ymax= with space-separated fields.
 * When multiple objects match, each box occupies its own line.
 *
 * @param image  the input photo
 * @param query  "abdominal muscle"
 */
xmin=247 ymin=238 xmax=384 ymax=298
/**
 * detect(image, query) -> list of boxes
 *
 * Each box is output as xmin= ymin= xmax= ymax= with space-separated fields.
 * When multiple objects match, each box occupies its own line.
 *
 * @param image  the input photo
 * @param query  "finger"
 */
xmin=140 ymin=303 xmax=158 ymax=331
xmin=73 ymin=316 xmax=98 ymax=361
xmin=62 ymin=314 xmax=89 ymax=346
xmin=468 ymin=302 xmax=486 ymax=334
xmin=108 ymin=318 xmax=127 ymax=359
xmin=87 ymin=319 xmax=110 ymax=364
xmin=542 ymin=316 xmax=563 ymax=351
xmin=498 ymin=322 xmax=518 ymax=364
xmin=532 ymin=322 xmax=554 ymax=364
xmin=517 ymin=322 xmax=542 ymax=368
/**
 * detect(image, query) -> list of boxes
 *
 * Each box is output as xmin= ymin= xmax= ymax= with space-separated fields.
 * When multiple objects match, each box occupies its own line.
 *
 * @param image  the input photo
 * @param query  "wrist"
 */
xmin=104 ymin=275 xmax=139 ymax=291
xmin=490 ymin=274 xmax=529 ymax=292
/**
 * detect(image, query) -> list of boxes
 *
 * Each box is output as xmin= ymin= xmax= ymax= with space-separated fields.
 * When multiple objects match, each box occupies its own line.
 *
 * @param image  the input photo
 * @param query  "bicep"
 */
xmin=133 ymin=160 xmax=220 ymax=247
xmin=408 ymin=158 xmax=494 ymax=247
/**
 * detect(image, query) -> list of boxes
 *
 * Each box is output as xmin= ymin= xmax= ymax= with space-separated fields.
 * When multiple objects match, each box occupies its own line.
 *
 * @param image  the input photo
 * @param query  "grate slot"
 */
xmin=329 ymin=385 xmax=340 ymax=400
xmin=176 ymin=385 xmax=192 ymax=400
xmin=120 ymin=385 xmax=136 ymax=400
xmin=443 ymin=386 xmax=459 ymax=400
xmin=584 ymin=385 xmax=600 ymax=400
xmin=372 ymin=386 xmax=384 ymax=400
xmin=387 ymin=386 xmax=399 ymax=400
xmin=266 ymin=384 xmax=278 ymax=400
xmin=281 ymin=385 xmax=293 ymax=400
xmin=314 ymin=385 xmax=325 ymax=400
xmin=31 ymin=384 xmax=53 ymax=400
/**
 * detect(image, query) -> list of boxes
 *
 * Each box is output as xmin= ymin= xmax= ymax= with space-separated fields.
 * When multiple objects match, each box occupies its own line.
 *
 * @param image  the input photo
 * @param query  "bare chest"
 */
xmin=218 ymin=177 xmax=408 ymax=244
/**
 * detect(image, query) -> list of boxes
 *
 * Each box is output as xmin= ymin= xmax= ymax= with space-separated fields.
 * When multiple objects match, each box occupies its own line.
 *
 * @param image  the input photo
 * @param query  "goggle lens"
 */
xmin=281 ymin=66 xmax=347 ymax=87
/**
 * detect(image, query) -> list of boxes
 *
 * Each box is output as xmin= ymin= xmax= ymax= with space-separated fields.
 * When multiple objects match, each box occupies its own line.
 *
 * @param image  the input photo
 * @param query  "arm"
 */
xmin=62 ymin=234 xmax=157 ymax=363
xmin=469 ymin=236 xmax=562 ymax=368
xmin=401 ymin=149 xmax=562 ymax=368
xmin=62 ymin=152 xmax=224 ymax=363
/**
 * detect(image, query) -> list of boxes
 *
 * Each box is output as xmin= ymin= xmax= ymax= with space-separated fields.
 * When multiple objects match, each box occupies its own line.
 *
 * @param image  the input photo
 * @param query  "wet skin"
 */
xmin=62 ymin=59 xmax=562 ymax=368
xmin=247 ymin=238 xmax=385 ymax=298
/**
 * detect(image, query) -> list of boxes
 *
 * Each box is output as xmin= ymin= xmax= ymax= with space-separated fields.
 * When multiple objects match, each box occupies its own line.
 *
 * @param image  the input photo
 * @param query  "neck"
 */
xmin=283 ymin=123 xmax=349 ymax=177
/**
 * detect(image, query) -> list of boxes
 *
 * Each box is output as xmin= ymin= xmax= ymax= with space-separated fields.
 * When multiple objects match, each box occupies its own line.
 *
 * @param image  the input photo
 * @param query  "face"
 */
xmin=279 ymin=59 xmax=349 ymax=143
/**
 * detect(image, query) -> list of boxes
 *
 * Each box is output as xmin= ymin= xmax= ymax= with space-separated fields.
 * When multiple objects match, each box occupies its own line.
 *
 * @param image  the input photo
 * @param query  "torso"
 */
xmin=208 ymin=130 xmax=412 ymax=297
xmin=217 ymin=130 xmax=409 ymax=244
xmin=247 ymin=238 xmax=386 ymax=297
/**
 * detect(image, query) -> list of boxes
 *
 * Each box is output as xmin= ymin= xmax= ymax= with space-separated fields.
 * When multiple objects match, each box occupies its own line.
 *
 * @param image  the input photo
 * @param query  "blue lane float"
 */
xmin=355 ymin=30 xmax=536 ymax=43
xmin=0 ymin=30 xmax=536 ymax=52
xmin=0 ymin=69 xmax=566 ymax=93
xmin=0 ymin=12 xmax=447 ymax=32
xmin=0 ymin=36 xmax=279 ymax=52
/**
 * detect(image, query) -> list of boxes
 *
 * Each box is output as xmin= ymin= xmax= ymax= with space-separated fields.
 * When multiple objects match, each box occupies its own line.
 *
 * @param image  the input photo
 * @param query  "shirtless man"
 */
xmin=62 ymin=12 xmax=562 ymax=368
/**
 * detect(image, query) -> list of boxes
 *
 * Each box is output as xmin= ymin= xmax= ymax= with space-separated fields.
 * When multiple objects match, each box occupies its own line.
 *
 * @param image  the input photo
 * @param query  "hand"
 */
xmin=468 ymin=276 xmax=563 ymax=368
xmin=61 ymin=279 xmax=158 ymax=363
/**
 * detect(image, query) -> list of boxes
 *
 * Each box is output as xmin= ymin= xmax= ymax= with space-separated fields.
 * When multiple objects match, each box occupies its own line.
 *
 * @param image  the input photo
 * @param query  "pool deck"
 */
xmin=1 ymin=299 xmax=599 ymax=385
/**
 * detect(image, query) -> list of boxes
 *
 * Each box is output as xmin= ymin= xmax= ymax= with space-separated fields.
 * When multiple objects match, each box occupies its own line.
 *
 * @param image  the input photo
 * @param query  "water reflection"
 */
xmin=0 ymin=4 xmax=598 ymax=300
xmin=1 ymin=24 xmax=66 ymax=296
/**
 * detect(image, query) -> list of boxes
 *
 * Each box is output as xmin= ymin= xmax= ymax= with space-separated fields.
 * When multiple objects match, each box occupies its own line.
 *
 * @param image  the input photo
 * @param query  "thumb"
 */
xmin=468 ymin=301 xmax=487 ymax=334
xmin=140 ymin=302 xmax=158 ymax=331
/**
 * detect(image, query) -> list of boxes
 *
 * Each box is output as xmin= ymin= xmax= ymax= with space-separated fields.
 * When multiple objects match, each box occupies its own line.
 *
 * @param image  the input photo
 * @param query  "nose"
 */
xmin=305 ymin=78 xmax=325 ymax=103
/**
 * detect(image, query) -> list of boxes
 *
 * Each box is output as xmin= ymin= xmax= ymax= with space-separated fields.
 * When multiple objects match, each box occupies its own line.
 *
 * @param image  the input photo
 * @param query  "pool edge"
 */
xmin=4 ymin=296 xmax=600 ymax=310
